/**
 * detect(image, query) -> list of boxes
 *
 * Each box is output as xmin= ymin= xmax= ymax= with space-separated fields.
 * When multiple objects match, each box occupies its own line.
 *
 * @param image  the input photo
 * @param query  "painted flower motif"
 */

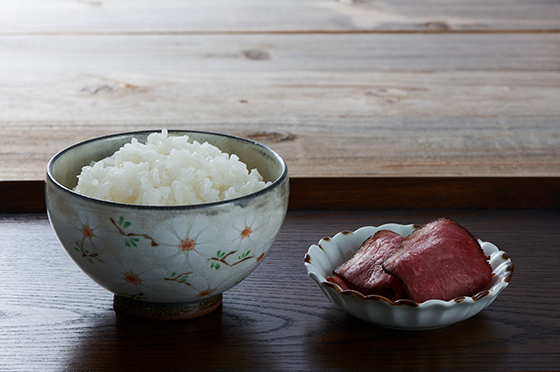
xmin=224 ymin=209 xmax=262 ymax=250
xmin=153 ymin=214 xmax=217 ymax=271
xmin=72 ymin=211 xmax=107 ymax=250
xmin=102 ymin=251 xmax=168 ymax=300
xmin=174 ymin=268 xmax=232 ymax=299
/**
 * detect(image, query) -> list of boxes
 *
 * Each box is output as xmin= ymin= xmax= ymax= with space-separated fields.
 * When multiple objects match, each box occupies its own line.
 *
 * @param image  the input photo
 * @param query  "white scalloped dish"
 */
xmin=304 ymin=223 xmax=514 ymax=330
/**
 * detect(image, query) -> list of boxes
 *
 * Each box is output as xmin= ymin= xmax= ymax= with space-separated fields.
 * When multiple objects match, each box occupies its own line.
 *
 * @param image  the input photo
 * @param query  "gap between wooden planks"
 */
xmin=2 ymin=29 xmax=560 ymax=36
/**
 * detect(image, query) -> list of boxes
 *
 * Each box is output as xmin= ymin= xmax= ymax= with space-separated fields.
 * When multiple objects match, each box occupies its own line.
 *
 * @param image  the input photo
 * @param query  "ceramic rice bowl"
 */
xmin=46 ymin=130 xmax=289 ymax=319
xmin=304 ymin=224 xmax=513 ymax=330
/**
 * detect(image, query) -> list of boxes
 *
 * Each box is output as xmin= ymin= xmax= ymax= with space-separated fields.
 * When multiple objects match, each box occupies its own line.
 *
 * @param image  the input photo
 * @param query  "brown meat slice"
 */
xmin=328 ymin=230 xmax=406 ymax=300
xmin=383 ymin=218 xmax=492 ymax=302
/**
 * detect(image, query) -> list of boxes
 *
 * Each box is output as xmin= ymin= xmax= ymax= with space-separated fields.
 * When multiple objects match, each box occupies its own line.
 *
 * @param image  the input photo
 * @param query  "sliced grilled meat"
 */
xmin=383 ymin=218 xmax=492 ymax=302
xmin=328 ymin=230 xmax=406 ymax=300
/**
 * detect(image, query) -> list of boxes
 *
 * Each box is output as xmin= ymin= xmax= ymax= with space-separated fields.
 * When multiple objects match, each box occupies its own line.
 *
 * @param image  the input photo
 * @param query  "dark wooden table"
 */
xmin=1 ymin=207 xmax=559 ymax=371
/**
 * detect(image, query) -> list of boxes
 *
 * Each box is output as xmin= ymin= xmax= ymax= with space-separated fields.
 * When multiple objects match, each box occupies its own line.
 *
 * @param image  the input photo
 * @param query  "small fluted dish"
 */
xmin=47 ymin=130 xmax=289 ymax=320
xmin=304 ymin=224 xmax=513 ymax=330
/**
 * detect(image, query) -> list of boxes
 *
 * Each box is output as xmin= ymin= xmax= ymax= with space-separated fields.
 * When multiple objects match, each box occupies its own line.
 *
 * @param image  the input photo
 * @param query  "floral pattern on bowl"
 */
xmin=304 ymin=224 xmax=514 ymax=330
xmin=46 ymin=130 xmax=289 ymax=311
xmin=49 ymin=189 xmax=287 ymax=304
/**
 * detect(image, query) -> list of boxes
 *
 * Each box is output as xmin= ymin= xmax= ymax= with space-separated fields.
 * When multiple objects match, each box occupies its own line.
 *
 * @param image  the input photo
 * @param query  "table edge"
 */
xmin=2 ymin=177 xmax=559 ymax=213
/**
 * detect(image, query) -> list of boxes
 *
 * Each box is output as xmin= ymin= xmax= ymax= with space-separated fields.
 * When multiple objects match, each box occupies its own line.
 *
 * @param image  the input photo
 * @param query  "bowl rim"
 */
xmin=46 ymin=129 xmax=289 ymax=210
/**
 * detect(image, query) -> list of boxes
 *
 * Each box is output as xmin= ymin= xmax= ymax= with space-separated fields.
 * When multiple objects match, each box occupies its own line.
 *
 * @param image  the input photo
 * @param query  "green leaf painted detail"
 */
xmin=118 ymin=216 xmax=131 ymax=229
xmin=239 ymin=250 xmax=251 ymax=260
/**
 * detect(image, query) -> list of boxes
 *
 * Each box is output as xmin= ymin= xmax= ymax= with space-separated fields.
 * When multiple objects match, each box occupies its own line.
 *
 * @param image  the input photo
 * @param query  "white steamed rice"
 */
xmin=73 ymin=130 xmax=271 ymax=206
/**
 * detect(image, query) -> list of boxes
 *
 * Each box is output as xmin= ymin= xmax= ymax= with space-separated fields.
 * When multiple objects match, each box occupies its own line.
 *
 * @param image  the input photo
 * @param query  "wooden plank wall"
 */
xmin=0 ymin=0 xmax=559 ymax=184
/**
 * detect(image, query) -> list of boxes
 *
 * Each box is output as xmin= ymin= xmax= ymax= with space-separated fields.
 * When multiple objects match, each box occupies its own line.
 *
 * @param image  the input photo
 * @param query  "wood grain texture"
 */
xmin=1 ymin=1 xmax=559 ymax=182
xmin=4 ymin=33 xmax=560 ymax=74
xmin=4 ymin=117 xmax=560 ymax=180
xmin=1 ymin=0 xmax=559 ymax=33
xmin=1 ymin=33 xmax=559 ymax=180
xmin=0 ymin=210 xmax=559 ymax=371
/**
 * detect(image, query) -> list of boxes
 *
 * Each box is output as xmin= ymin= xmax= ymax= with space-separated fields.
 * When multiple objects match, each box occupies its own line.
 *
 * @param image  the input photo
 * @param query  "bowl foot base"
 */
xmin=113 ymin=294 xmax=223 ymax=320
